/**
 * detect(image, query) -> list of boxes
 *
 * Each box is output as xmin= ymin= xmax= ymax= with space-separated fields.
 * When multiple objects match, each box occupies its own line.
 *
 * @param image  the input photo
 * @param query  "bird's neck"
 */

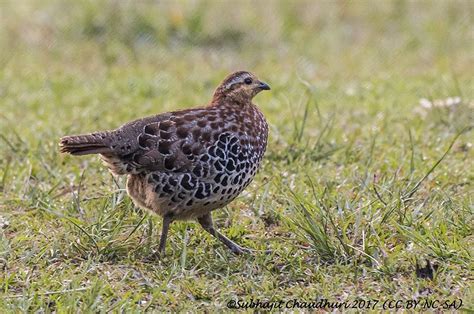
xmin=209 ymin=92 xmax=250 ymax=108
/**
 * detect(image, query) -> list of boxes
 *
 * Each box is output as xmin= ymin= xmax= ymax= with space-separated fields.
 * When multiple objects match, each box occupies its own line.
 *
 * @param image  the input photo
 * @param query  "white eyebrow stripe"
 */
xmin=225 ymin=73 xmax=251 ymax=89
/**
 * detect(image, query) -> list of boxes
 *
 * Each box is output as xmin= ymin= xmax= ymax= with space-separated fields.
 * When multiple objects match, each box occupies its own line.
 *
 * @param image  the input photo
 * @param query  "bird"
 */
xmin=59 ymin=71 xmax=270 ymax=255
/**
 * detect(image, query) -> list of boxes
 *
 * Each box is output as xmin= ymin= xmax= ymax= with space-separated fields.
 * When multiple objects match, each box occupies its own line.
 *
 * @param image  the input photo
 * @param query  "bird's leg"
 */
xmin=157 ymin=214 xmax=173 ymax=255
xmin=197 ymin=213 xmax=252 ymax=255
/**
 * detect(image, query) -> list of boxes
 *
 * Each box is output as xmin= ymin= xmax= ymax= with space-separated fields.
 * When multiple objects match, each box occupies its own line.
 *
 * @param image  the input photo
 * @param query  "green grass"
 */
xmin=1 ymin=0 xmax=473 ymax=311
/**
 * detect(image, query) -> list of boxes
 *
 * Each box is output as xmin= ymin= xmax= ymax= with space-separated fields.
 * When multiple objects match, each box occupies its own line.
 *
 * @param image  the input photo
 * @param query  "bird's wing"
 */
xmin=102 ymin=108 xmax=221 ymax=174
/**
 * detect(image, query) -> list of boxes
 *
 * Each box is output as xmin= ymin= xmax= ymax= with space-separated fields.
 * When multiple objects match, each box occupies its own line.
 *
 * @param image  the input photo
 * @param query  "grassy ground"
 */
xmin=1 ymin=0 xmax=473 ymax=311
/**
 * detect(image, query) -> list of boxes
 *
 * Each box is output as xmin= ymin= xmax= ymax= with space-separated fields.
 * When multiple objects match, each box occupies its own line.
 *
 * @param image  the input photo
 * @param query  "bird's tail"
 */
xmin=59 ymin=132 xmax=112 ymax=155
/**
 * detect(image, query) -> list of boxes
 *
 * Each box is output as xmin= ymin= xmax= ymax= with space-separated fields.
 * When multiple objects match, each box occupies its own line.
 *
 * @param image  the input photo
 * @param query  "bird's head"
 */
xmin=212 ymin=71 xmax=270 ymax=103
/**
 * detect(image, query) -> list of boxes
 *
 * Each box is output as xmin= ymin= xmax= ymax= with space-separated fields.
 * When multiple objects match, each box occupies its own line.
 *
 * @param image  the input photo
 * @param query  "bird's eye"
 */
xmin=244 ymin=78 xmax=252 ymax=85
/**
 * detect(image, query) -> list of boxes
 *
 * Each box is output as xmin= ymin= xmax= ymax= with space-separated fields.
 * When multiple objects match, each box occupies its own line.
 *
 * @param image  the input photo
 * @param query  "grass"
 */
xmin=1 ymin=0 xmax=473 ymax=311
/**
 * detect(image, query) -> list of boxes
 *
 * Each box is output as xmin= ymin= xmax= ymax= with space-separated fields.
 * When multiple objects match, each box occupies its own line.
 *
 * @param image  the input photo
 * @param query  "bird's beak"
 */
xmin=257 ymin=81 xmax=271 ymax=90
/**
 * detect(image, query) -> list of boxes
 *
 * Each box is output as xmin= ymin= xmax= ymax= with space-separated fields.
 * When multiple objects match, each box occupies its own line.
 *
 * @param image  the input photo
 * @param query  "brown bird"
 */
xmin=59 ymin=71 xmax=270 ymax=255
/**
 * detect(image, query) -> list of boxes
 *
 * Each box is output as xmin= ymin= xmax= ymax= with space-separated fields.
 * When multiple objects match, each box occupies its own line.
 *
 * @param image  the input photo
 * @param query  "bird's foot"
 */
xmin=145 ymin=249 xmax=165 ymax=262
xmin=230 ymin=244 xmax=251 ymax=255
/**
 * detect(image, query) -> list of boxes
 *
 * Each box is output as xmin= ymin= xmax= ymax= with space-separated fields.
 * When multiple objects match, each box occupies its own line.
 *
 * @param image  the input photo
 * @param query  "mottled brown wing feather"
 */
xmin=103 ymin=108 xmax=222 ymax=175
